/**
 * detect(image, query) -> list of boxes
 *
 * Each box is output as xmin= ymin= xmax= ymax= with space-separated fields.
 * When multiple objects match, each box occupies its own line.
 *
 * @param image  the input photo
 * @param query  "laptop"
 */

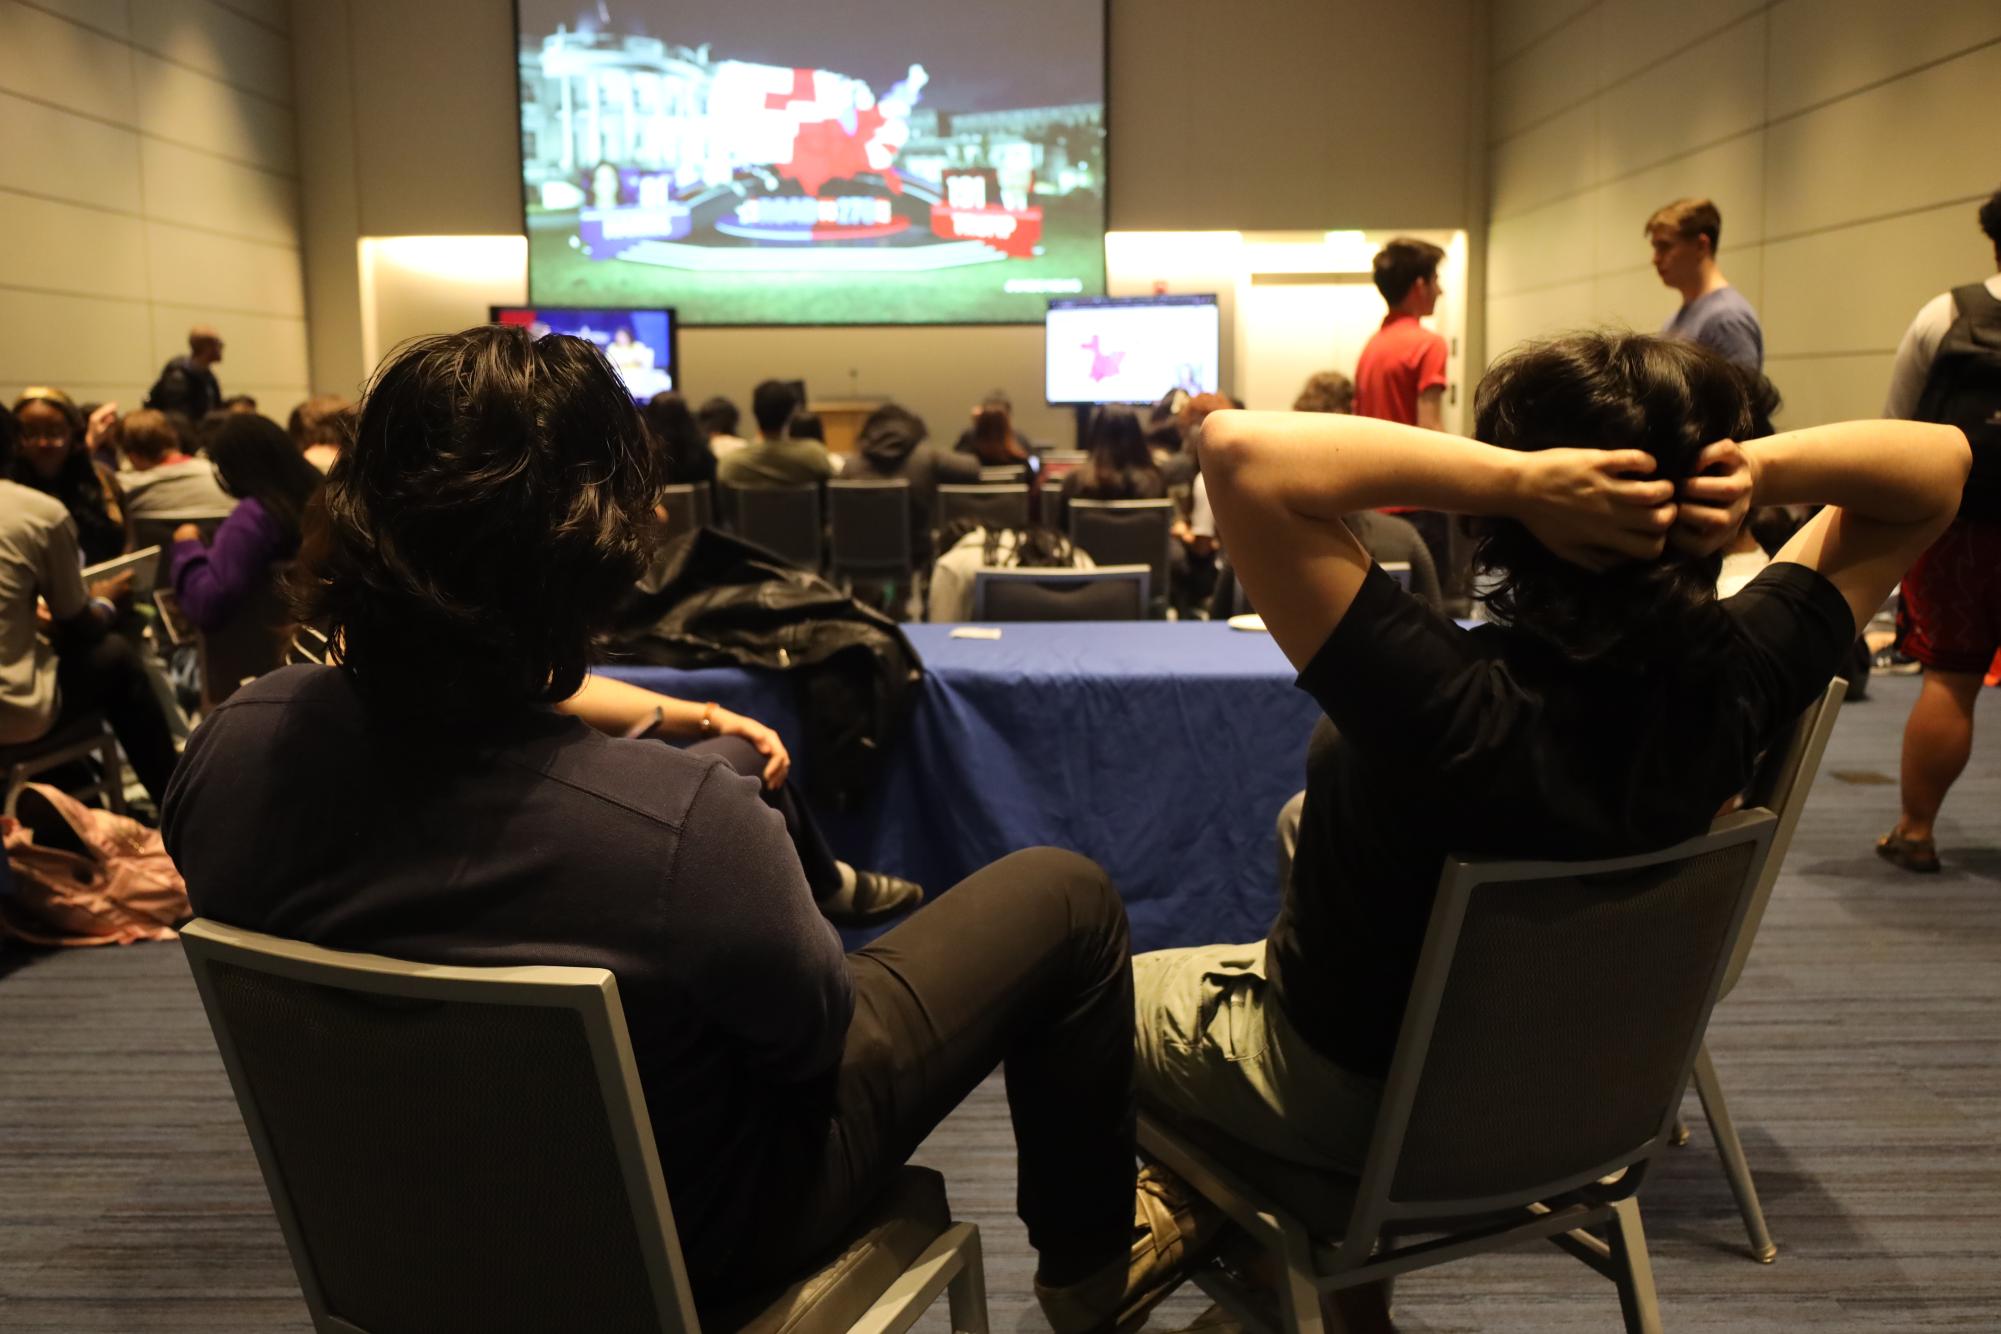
xmin=81 ymin=545 xmax=164 ymax=597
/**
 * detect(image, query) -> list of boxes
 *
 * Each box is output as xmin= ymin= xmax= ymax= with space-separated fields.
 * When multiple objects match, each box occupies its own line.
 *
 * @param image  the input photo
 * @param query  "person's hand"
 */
xmin=1510 ymin=448 xmax=1678 ymax=571
xmin=172 ymin=522 xmax=202 ymax=544
xmin=717 ymin=710 xmax=791 ymax=789
xmin=89 ymin=570 xmax=134 ymax=608
xmin=85 ymin=402 xmax=119 ymax=452
xmin=1668 ymin=438 xmax=1759 ymax=558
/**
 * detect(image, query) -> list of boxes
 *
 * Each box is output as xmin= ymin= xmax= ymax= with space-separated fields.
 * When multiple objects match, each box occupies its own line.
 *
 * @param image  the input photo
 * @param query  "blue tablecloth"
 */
xmin=602 ymin=622 xmax=1325 ymax=950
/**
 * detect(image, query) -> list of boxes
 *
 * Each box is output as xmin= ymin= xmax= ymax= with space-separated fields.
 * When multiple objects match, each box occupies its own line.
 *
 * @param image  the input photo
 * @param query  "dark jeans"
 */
xmin=722 ymin=847 xmax=1135 ymax=1294
xmin=684 ymin=735 xmax=842 ymax=900
xmin=55 ymin=631 xmax=176 ymax=805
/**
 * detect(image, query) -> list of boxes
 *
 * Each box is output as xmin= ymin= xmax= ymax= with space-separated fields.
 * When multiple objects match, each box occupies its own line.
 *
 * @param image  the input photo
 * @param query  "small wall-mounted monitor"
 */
xmin=490 ymin=306 xmax=678 ymax=401
xmin=1045 ymin=294 xmax=1220 ymax=406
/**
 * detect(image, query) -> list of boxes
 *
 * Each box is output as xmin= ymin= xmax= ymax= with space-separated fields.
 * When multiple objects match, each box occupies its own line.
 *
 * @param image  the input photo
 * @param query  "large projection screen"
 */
xmin=515 ymin=1 xmax=1107 ymax=326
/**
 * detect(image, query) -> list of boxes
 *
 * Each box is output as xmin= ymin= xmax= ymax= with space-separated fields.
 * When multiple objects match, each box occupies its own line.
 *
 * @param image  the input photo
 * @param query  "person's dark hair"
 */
xmin=9 ymin=391 xmax=120 ymax=560
xmin=1470 ymin=332 xmax=1753 ymax=666
xmin=161 ymin=410 xmax=197 ymax=453
xmin=1372 ymin=238 xmax=1446 ymax=305
xmin=969 ymin=405 xmax=1023 ymax=465
xmin=695 ymin=395 xmax=740 ymax=438
xmin=1293 ymin=370 xmax=1356 ymax=414
xmin=192 ymin=409 xmax=233 ymax=457
xmin=788 ymin=411 xmax=824 ymax=443
xmin=641 ymin=391 xmax=713 ymax=484
xmin=1645 ymin=197 xmax=1722 ymax=256
xmin=295 ymin=325 xmax=661 ymax=720
xmin=1075 ymin=405 xmax=1160 ymax=498
xmin=207 ymin=412 xmax=323 ymax=547
xmin=1980 ymin=186 xmax=2001 ymax=264
xmin=120 ymin=408 xmax=181 ymax=465
xmin=751 ymin=379 xmax=799 ymax=436
xmin=223 ymin=394 xmax=259 ymax=413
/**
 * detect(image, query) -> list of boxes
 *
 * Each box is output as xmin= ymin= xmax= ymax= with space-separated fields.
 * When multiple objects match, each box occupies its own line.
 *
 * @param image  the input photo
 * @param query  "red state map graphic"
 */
xmin=767 ymin=68 xmax=899 ymax=198
xmin=1082 ymin=336 xmax=1126 ymax=382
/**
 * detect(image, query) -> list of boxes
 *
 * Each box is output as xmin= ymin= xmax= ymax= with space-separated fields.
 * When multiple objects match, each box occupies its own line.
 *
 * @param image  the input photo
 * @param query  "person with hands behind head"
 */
xmin=1141 ymin=332 xmax=1965 ymax=1334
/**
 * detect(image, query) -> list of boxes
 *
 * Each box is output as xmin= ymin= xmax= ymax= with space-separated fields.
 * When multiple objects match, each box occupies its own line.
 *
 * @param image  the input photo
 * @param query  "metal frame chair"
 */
xmin=1066 ymin=499 xmax=1175 ymax=618
xmin=969 ymin=565 xmax=1150 ymax=622
xmin=1138 ymin=810 xmax=1779 ymax=1334
xmin=724 ymin=484 xmax=824 ymax=571
xmin=659 ymin=482 xmax=714 ymax=539
xmin=935 ymin=484 xmax=1030 ymax=535
xmin=1672 ymin=676 xmax=1846 ymax=1262
xmin=0 ymin=713 xmax=124 ymax=818
xmin=180 ymin=918 xmax=989 ymax=1334
xmin=828 ymin=479 xmax=916 ymax=613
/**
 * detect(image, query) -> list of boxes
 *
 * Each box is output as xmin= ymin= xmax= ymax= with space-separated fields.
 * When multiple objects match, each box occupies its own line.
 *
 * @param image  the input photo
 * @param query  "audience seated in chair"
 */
xmin=0 ymin=406 xmax=177 ymax=808
xmin=11 ymin=389 xmax=128 ymax=565
xmin=116 ymin=408 xmax=236 ymax=520
xmin=160 ymin=324 xmax=1188 ymax=1328
xmin=642 ymin=391 xmax=716 ymax=487
xmin=167 ymin=414 xmax=322 ymax=636
xmin=846 ymin=402 xmax=978 ymax=560
xmin=716 ymin=380 xmax=833 ymax=490
xmin=287 ymin=394 xmax=354 ymax=475
xmin=1134 ymin=332 xmax=1969 ymax=1328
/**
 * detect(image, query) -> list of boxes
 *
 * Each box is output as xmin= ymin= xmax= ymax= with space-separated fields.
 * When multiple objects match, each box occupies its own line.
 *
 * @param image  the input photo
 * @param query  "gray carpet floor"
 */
xmin=1 ymin=672 xmax=1996 ymax=1331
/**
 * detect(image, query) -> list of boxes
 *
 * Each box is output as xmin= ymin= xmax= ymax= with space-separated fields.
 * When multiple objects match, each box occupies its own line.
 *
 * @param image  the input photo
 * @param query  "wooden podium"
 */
xmin=808 ymin=399 xmax=886 ymax=459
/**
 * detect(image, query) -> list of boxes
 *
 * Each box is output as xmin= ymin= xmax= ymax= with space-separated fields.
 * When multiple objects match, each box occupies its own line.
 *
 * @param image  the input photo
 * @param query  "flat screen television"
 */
xmin=512 ymin=0 xmax=1107 ymax=326
xmin=1045 ymin=294 xmax=1220 ymax=406
xmin=491 ymin=305 xmax=678 ymax=400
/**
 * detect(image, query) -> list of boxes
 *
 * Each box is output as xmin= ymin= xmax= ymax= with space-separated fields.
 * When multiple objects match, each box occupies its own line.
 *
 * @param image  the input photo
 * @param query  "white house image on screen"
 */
xmin=518 ymin=25 xmax=1100 ymax=272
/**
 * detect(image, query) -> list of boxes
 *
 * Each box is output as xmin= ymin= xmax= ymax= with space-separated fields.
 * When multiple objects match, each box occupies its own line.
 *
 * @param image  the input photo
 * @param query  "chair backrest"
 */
xmin=1067 ymin=499 xmax=1174 ymax=615
xmin=971 ymin=564 xmax=1150 ymax=622
xmin=1341 ymin=810 xmax=1777 ymax=1254
xmin=179 ymin=918 xmax=698 ymax=1334
xmin=827 ymin=478 xmax=913 ymax=574
xmin=658 ymin=483 xmax=713 ymax=540
xmin=936 ymin=483 xmax=1030 ymax=534
xmin=1718 ymin=675 xmax=1846 ymax=996
xmin=197 ymin=563 xmax=295 ymax=710
xmin=978 ymin=464 xmax=1028 ymax=484
xmin=725 ymin=484 xmax=823 ymax=570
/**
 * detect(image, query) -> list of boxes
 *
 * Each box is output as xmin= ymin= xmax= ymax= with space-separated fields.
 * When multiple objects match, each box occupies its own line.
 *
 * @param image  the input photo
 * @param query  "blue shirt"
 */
xmin=1662 ymin=285 xmax=1764 ymax=371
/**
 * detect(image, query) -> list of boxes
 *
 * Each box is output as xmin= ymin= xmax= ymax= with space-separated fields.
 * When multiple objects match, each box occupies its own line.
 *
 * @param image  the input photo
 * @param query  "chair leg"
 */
xmin=946 ymin=1225 xmax=988 ymax=1334
xmin=1692 ymin=1041 xmax=1778 ymax=1263
xmin=1605 ymin=1197 xmax=1663 ymax=1334
xmin=99 ymin=734 xmax=126 ymax=816
xmin=1275 ymin=1258 xmax=1325 ymax=1334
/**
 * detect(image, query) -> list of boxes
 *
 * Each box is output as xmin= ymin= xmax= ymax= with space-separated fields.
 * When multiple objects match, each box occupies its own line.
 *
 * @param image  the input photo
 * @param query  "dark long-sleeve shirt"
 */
xmin=168 ymin=496 xmax=285 ymax=632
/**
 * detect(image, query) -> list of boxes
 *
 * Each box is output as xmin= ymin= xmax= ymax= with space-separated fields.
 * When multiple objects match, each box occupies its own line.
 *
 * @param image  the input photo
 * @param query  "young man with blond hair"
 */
xmin=1646 ymin=197 xmax=1763 ymax=370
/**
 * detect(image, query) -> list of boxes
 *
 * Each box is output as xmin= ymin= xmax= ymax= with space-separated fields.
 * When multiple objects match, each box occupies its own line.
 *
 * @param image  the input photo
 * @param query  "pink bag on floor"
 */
xmin=0 ymin=783 xmax=187 ymax=947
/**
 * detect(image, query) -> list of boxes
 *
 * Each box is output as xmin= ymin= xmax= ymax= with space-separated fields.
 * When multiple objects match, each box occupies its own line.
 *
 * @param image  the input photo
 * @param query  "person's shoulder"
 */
xmin=0 ymin=481 xmax=71 ymax=534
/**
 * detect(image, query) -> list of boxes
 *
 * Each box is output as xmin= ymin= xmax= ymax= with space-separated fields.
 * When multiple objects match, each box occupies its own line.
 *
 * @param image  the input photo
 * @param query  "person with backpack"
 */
xmin=1876 ymin=186 xmax=2001 ymax=873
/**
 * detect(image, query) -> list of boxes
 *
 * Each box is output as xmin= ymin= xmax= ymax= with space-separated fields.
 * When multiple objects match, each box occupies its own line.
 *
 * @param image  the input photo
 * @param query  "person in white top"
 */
xmin=1875 ymin=188 xmax=2001 ymax=874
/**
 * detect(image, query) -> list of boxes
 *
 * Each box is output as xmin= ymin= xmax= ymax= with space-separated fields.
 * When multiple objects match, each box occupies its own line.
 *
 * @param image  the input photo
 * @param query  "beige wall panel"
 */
xmin=1593 ymin=0 xmax=1763 ymax=86
xmin=132 ymin=0 xmax=292 ymax=104
xmin=1716 ymin=238 xmax=1763 ymax=311
xmin=1492 ymin=0 xmax=1595 ymax=65
xmin=0 ymin=0 xmax=136 ymax=123
xmin=1762 ymin=203 xmax=1997 ymax=358
xmin=145 ymin=223 xmax=305 ymax=317
xmin=1765 ymin=44 xmax=2001 ymax=240
xmin=18 ymin=378 xmax=150 ymax=407
xmin=1486 ymin=277 xmax=1597 ymax=359
xmin=1491 ymin=101 xmax=1598 ymax=218
xmin=1597 ymin=20 xmax=1765 ymax=175
xmin=0 ymin=192 xmax=147 ymax=299
xmin=140 ymin=137 xmax=299 ymax=245
xmin=0 ymin=93 xmax=143 ymax=212
xmin=214 ymin=0 xmax=289 ymax=33
xmin=1768 ymin=0 xmax=2001 ymax=118
xmin=1592 ymin=263 xmax=1678 ymax=332
xmin=1488 ymin=197 xmax=1596 ymax=295
xmin=1491 ymin=5 xmax=1600 ymax=140
xmin=30 ymin=0 xmax=128 ymax=37
xmin=1590 ymin=130 xmax=1766 ymax=267
xmin=133 ymin=51 xmax=296 ymax=172
xmin=151 ymin=304 xmax=308 ymax=389
xmin=1766 ymin=353 xmax=1896 ymax=427
xmin=0 ymin=290 xmax=154 ymax=387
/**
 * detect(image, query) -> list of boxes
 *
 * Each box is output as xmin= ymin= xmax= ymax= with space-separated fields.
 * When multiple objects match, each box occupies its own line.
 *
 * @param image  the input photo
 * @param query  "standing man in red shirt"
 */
xmin=1355 ymin=238 xmax=1452 ymax=576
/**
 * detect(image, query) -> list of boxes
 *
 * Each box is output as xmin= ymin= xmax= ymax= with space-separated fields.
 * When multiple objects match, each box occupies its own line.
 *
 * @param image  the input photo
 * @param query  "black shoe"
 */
xmin=822 ymin=871 xmax=924 ymax=926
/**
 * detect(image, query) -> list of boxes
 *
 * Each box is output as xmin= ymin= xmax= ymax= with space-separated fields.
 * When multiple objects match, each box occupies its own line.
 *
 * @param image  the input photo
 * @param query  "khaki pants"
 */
xmin=1133 ymin=942 xmax=1382 ymax=1172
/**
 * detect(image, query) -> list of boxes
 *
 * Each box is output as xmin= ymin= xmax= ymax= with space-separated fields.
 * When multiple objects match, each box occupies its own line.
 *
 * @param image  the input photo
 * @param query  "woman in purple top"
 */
xmin=168 ymin=413 xmax=322 ymax=632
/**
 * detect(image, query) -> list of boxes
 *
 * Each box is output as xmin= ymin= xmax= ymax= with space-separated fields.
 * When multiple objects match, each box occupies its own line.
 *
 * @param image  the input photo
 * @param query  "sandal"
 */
xmin=1876 ymin=830 xmax=1941 ymax=874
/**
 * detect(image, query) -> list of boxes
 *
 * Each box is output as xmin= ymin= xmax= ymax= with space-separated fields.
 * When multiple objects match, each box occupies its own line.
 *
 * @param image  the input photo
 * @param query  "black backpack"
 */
xmin=1915 ymin=282 xmax=2001 ymax=521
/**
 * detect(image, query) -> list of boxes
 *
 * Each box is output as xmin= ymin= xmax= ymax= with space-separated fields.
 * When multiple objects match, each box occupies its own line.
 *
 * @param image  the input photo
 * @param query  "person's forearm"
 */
xmin=1748 ymin=421 xmax=1969 ymax=523
xmin=561 ymin=673 xmax=715 ymax=739
xmin=1199 ymin=410 xmax=1521 ymax=521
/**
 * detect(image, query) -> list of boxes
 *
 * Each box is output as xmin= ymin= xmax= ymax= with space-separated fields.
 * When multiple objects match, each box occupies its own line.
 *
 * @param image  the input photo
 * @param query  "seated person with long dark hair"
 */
xmin=1140 ymin=333 xmax=1969 ymax=1331
xmin=641 ymin=390 xmax=716 ymax=486
xmin=0 ymin=408 xmax=177 ymax=806
xmin=11 ymin=389 xmax=128 ymax=565
xmin=162 ymin=326 xmax=1194 ymax=1328
xmin=167 ymin=414 xmax=323 ymax=633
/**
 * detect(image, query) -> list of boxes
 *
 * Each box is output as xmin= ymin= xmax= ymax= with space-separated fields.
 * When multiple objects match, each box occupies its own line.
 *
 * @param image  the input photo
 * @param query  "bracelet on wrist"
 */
xmin=699 ymin=701 xmax=719 ymax=735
